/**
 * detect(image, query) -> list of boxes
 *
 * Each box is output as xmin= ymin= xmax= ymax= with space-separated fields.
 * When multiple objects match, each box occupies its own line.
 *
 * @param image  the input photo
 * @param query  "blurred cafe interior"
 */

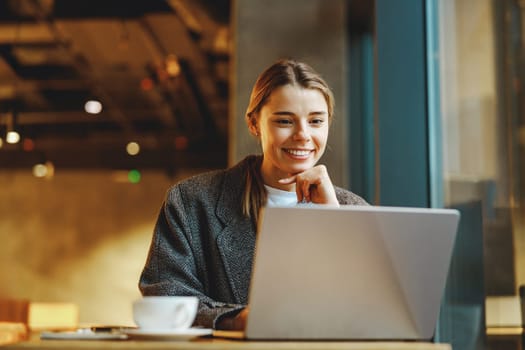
xmin=0 ymin=0 xmax=524 ymax=349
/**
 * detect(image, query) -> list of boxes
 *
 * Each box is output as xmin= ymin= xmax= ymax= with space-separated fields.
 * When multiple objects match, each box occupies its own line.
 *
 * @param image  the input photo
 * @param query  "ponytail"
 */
xmin=242 ymin=156 xmax=266 ymax=223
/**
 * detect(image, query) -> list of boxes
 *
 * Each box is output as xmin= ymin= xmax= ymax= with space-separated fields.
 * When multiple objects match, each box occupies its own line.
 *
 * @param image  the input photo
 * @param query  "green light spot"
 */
xmin=128 ymin=169 xmax=141 ymax=183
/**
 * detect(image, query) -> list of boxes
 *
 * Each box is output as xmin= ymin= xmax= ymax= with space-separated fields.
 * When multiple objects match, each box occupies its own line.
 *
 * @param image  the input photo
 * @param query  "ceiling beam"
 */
xmin=0 ymin=147 xmax=227 ymax=171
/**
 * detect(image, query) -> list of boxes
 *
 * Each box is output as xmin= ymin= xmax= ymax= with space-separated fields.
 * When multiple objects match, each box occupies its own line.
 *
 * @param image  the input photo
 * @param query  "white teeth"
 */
xmin=286 ymin=149 xmax=311 ymax=156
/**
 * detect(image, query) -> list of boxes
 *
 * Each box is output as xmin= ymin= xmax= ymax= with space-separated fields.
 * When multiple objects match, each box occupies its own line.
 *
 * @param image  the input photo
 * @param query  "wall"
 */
xmin=0 ymin=169 xmax=199 ymax=325
xmin=230 ymin=0 xmax=349 ymax=188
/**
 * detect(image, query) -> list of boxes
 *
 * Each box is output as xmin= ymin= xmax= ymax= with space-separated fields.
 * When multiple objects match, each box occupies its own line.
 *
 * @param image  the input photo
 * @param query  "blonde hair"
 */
xmin=242 ymin=59 xmax=335 ymax=221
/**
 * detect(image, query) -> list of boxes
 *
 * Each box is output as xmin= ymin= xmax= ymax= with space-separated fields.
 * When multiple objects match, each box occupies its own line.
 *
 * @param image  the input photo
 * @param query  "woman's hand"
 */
xmin=278 ymin=165 xmax=339 ymax=205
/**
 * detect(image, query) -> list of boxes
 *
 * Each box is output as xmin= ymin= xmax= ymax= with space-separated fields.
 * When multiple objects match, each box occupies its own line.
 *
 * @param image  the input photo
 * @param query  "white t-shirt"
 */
xmin=264 ymin=185 xmax=319 ymax=207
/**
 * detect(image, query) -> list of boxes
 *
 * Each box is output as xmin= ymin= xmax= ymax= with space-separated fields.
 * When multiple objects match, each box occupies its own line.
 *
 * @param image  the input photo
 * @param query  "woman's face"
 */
xmin=255 ymin=84 xmax=329 ymax=190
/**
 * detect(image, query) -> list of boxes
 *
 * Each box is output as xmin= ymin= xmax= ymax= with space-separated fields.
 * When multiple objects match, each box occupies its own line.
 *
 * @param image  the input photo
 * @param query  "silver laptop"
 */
xmin=215 ymin=205 xmax=460 ymax=340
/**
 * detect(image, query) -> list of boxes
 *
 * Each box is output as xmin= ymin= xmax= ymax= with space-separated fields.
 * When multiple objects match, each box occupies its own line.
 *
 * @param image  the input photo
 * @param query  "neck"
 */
xmin=260 ymin=158 xmax=295 ymax=192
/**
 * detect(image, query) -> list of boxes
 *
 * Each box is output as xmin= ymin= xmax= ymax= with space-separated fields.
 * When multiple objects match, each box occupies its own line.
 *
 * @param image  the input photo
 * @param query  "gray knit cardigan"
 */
xmin=139 ymin=155 xmax=368 ymax=328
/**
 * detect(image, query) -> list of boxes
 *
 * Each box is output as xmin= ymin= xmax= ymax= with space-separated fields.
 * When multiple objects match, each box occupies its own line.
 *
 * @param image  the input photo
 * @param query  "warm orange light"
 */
xmin=140 ymin=78 xmax=154 ymax=91
xmin=23 ymin=138 xmax=35 ymax=152
xmin=174 ymin=136 xmax=188 ymax=150
xmin=165 ymin=54 xmax=181 ymax=77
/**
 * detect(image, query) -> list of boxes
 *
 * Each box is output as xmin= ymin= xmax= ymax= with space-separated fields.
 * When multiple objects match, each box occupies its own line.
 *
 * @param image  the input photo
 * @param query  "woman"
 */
xmin=139 ymin=59 xmax=368 ymax=330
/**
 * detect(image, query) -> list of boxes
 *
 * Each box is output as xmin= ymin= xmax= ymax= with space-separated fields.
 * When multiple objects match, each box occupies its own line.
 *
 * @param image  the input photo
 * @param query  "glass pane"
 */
xmin=438 ymin=0 xmax=525 ymax=329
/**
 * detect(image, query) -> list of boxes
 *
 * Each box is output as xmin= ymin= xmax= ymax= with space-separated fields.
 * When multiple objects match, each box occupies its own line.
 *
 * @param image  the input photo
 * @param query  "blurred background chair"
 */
xmin=0 ymin=299 xmax=29 ymax=324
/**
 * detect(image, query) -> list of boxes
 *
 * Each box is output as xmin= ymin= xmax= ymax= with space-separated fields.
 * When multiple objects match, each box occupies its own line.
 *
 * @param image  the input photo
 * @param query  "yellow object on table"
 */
xmin=0 ymin=322 xmax=28 ymax=345
xmin=28 ymin=303 xmax=79 ymax=331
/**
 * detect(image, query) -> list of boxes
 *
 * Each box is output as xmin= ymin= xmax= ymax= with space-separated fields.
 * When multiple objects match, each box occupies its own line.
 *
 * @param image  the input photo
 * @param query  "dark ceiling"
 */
xmin=0 ymin=0 xmax=230 ymax=173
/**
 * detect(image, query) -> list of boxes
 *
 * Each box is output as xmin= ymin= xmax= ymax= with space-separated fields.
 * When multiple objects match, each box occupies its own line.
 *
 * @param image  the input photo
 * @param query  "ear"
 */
xmin=246 ymin=115 xmax=259 ymax=137
xmin=248 ymin=124 xmax=258 ymax=137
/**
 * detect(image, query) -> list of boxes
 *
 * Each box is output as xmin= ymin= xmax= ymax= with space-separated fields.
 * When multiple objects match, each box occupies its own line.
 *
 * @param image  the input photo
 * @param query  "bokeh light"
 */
xmin=23 ymin=138 xmax=35 ymax=152
xmin=140 ymin=78 xmax=154 ymax=91
xmin=165 ymin=54 xmax=181 ymax=77
xmin=32 ymin=164 xmax=48 ymax=178
xmin=6 ymin=131 xmax=20 ymax=144
xmin=84 ymin=100 xmax=103 ymax=114
xmin=32 ymin=161 xmax=55 ymax=179
xmin=126 ymin=142 xmax=140 ymax=156
xmin=174 ymin=136 xmax=188 ymax=150
xmin=128 ymin=169 xmax=141 ymax=184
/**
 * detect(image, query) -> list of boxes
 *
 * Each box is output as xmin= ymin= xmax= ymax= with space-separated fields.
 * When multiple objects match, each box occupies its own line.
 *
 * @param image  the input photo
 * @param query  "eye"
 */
xmin=310 ymin=118 xmax=326 ymax=126
xmin=275 ymin=119 xmax=293 ymax=125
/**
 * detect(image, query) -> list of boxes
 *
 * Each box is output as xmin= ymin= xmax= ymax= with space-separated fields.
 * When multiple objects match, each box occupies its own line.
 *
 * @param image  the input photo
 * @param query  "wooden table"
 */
xmin=486 ymin=327 xmax=524 ymax=350
xmin=2 ymin=333 xmax=451 ymax=350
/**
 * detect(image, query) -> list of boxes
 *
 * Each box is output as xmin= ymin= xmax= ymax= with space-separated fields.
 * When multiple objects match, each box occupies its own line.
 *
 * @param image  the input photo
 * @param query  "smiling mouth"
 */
xmin=283 ymin=149 xmax=313 ymax=157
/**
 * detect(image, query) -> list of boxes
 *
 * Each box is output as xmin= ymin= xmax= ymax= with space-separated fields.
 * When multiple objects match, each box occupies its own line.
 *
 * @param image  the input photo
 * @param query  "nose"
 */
xmin=293 ymin=121 xmax=310 ymax=142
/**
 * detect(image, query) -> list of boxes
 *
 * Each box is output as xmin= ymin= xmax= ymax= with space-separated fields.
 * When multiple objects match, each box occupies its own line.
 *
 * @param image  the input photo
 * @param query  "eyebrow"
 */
xmin=272 ymin=111 xmax=328 ymax=116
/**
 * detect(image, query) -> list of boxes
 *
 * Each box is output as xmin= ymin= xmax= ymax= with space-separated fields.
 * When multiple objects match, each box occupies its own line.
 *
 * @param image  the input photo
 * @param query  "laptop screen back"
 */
xmin=244 ymin=205 xmax=460 ymax=340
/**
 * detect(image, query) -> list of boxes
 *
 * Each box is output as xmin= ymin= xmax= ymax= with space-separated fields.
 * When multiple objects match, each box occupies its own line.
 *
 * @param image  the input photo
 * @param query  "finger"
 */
xmin=302 ymin=179 xmax=310 ymax=202
xmin=295 ymin=179 xmax=304 ymax=203
xmin=278 ymin=175 xmax=296 ymax=185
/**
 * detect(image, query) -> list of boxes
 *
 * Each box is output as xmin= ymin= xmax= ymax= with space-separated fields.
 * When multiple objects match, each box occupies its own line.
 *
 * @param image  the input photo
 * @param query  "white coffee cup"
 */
xmin=132 ymin=296 xmax=198 ymax=330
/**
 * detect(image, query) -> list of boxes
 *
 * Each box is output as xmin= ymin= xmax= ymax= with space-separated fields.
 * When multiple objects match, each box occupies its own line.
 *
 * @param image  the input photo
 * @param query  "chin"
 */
xmin=284 ymin=163 xmax=316 ymax=174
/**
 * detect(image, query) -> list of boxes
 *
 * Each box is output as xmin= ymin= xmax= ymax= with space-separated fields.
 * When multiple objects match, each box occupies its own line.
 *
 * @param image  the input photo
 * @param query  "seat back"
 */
xmin=0 ymin=299 xmax=29 ymax=324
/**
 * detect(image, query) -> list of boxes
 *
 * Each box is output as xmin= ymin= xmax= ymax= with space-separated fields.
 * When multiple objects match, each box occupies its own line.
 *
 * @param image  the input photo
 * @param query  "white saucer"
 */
xmin=41 ymin=329 xmax=127 ymax=340
xmin=123 ymin=327 xmax=212 ymax=340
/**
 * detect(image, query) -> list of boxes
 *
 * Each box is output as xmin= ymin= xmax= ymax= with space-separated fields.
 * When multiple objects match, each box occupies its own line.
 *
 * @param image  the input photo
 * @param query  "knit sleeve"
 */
xmin=138 ymin=185 xmax=245 ymax=329
xmin=335 ymin=186 xmax=370 ymax=205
